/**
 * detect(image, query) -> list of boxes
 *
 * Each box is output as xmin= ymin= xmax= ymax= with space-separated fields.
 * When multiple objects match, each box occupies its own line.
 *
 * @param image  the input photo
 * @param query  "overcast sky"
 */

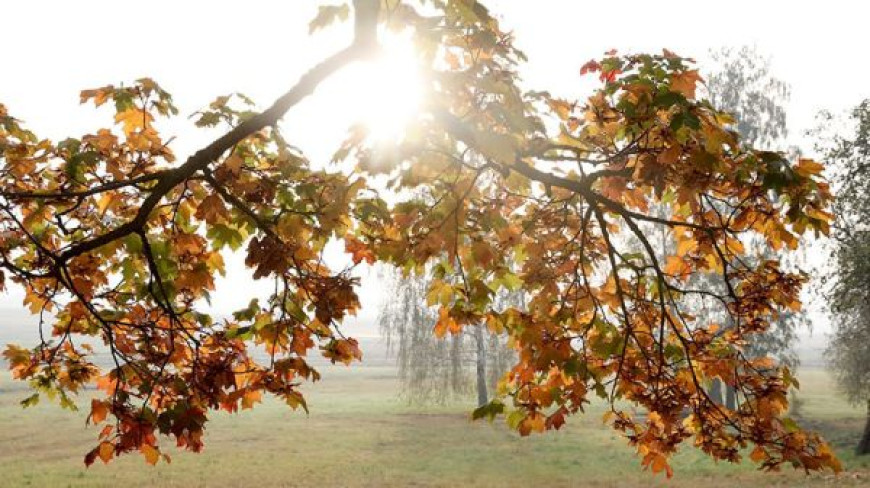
xmin=1 ymin=1 xmax=867 ymax=339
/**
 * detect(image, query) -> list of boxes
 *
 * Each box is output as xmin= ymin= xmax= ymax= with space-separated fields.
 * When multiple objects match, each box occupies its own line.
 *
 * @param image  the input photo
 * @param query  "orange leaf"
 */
xmin=434 ymin=307 xmax=460 ymax=338
xmin=241 ymin=389 xmax=263 ymax=410
xmin=98 ymin=441 xmax=114 ymax=464
xmin=141 ymin=444 xmax=159 ymax=466
xmin=670 ymin=70 xmax=703 ymax=99
xmin=89 ymin=399 xmax=108 ymax=424
xmin=750 ymin=446 xmax=766 ymax=463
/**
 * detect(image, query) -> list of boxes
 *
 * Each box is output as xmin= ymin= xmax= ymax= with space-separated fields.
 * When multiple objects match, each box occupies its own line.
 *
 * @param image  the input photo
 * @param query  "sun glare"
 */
xmin=340 ymin=31 xmax=423 ymax=143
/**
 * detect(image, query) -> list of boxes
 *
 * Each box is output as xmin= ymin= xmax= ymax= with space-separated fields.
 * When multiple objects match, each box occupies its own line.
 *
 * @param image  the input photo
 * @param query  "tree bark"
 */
xmin=450 ymin=334 xmax=462 ymax=395
xmin=858 ymin=399 xmax=870 ymax=456
xmin=473 ymin=323 xmax=488 ymax=407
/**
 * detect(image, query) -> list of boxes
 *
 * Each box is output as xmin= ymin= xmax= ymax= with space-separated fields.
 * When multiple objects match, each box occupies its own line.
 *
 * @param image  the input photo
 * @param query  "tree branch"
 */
xmin=55 ymin=1 xmax=382 ymax=266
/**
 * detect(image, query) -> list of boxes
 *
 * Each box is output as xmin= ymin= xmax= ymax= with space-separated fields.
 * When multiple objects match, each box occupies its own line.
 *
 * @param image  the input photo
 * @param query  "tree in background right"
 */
xmin=817 ymin=100 xmax=870 ymax=455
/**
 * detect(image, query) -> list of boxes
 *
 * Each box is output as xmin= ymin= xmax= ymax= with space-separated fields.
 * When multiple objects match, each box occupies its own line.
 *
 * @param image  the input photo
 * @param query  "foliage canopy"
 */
xmin=0 ymin=0 xmax=839 ymax=476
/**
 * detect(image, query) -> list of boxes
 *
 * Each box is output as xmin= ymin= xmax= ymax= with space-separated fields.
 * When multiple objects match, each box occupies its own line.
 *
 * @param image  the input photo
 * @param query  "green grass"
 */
xmin=0 ymin=365 xmax=868 ymax=487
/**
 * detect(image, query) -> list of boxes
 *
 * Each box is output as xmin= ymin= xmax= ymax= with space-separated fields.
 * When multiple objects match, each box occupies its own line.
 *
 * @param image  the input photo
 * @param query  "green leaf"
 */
xmin=472 ymin=400 xmax=505 ymax=422
xmin=20 ymin=393 xmax=39 ymax=408
xmin=506 ymin=409 xmax=525 ymax=430
xmin=232 ymin=299 xmax=260 ymax=322
xmin=500 ymin=272 xmax=522 ymax=292
xmin=782 ymin=417 xmax=800 ymax=433
xmin=207 ymin=223 xmax=245 ymax=251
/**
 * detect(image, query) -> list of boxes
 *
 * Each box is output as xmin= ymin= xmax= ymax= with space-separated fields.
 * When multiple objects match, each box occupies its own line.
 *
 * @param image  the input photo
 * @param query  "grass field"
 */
xmin=1 ymin=349 xmax=868 ymax=487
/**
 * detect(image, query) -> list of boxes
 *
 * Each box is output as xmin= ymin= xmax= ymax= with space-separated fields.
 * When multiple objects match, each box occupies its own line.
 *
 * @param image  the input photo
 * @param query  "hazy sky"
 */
xmin=1 ymin=1 xmax=868 ymax=338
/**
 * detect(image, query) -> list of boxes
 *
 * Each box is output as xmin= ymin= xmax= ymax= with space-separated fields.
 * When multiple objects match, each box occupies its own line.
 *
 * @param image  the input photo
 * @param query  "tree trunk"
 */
xmin=709 ymin=379 xmax=723 ymax=405
xmin=473 ymin=323 xmax=488 ymax=407
xmin=858 ymin=399 xmax=870 ymax=456
xmin=450 ymin=335 xmax=462 ymax=395
xmin=725 ymin=384 xmax=736 ymax=410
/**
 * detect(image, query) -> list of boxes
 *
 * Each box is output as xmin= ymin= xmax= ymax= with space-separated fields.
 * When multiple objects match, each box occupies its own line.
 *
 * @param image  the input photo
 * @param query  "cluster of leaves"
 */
xmin=1 ymin=80 xmax=364 ymax=465
xmin=1 ymin=0 xmax=840 ymax=476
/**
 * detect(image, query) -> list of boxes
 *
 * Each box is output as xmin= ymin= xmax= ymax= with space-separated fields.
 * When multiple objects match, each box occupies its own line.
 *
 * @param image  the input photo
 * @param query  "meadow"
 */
xmin=0 ymin=340 xmax=868 ymax=487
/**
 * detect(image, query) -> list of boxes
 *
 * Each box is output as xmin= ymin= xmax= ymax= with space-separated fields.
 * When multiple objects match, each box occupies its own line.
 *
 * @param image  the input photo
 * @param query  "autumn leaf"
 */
xmin=195 ymin=194 xmax=230 ymax=223
xmin=795 ymin=158 xmax=825 ymax=177
xmin=670 ymin=70 xmax=703 ymax=99
xmin=580 ymin=59 xmax=601 ymax=75
xmin=89 ymin=399 xmax=108 ymax=424
xmin=98 ymin=441 xmax=114 ymax=464
xmin=434 ymin=307 xmax=460 ymax=338
xmin=309 ymin=3 xmax=349 ymax=34
xmin=141 ymin=444 xmax=160 ymax=466
xmin=114 ymin=107 xmax=152 ymax=137
xmin=345 ymin=236 xmax=375 ymax=264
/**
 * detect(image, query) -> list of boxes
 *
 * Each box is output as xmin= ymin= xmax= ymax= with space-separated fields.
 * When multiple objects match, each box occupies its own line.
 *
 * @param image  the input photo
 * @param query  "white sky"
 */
xmin=1 ymin=1 xmax=868 ymax=339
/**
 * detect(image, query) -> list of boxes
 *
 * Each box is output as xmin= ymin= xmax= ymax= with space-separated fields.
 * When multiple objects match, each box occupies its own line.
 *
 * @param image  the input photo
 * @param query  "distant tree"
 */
xmin=819 ymin=100 xmax=870 ymax=455
xmin=377 ymin=265 xmax=517 ymax=406
xmin=704 ymin=46 xmax=790 ymax=149
xmin=699 ymin=46 xmax=804 ymax=409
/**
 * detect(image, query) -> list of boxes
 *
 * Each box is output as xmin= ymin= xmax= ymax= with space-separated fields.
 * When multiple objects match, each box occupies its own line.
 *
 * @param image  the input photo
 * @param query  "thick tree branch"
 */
xmin=54 ymin=1 xmax=382 ymax=266
xmin=0 ymin=172 xmax=165 ymax=200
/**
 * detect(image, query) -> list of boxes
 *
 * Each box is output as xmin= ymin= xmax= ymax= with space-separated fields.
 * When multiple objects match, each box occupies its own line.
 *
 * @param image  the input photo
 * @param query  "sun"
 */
xmin=337 ymin=31 xmax=423 ymax=143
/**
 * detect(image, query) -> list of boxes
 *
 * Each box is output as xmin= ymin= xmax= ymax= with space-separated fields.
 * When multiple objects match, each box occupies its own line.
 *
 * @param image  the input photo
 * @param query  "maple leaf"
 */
xmin=580 ymin=59 xmax=601 ymax=75
xmin=195 ymin=194 xmax=230 ymax=223
xmin=98 ymin=442 xmax=114 ymax=464
xmin=670 ymin=70 xmax=703 ymax=99
xmin=89 ymin=399 xmax=108 ymax=424
xmin=309 ymin=3 xmax=349 ymax=34
xmin=345 ymin=236 xmax=375 ymax=264
xmin=114 ymin=108 xmax=152 ymax=137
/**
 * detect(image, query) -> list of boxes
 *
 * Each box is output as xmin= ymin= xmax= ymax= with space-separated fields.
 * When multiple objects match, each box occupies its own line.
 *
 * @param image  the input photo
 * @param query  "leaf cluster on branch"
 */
xmin=0 ymin=0 xmax=840 ymax=476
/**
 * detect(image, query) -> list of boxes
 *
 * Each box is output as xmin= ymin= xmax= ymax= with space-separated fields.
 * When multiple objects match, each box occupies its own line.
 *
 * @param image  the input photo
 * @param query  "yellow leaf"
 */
xmin=23 ymin=288 xmax=51 ymax=314
xmin=141 ymin=444 xmax=159 ymax=465
xmin=676 ymin=237 xmax=698 ymax=256
xmin=475 ymin=131 xmax=517 ymax=166
xmin=547 ymin=98 xmax=574 ymax=121
xmin=309 ymin=4 xmax=350 ymax=34
xmin=114 ymin=108 xmax=152 ymax=137
xmin=97 ymin=193 xmax=114 ymax=216
xmin=795 ymin=158 xmax=825 ymax=177
xmin=241 ymin=389 xmax=262 ymax=410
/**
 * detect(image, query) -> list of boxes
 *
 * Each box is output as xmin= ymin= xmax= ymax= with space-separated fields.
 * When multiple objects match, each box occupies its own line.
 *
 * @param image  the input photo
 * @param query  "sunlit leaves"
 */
xmin=309 ymin=3 xmax=350 ymax=34
xmin=2 ymin=71 xmax=367 ymax=468
xmin=0 ymin=0 xmax=841 ymax=478
xmin=669 ymin=70 xmax=703 ymax=99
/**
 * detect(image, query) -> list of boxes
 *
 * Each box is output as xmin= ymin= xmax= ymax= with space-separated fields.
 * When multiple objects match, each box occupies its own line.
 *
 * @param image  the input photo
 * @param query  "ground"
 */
xmin=0 ymin=341 xmax=868 ymax=487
